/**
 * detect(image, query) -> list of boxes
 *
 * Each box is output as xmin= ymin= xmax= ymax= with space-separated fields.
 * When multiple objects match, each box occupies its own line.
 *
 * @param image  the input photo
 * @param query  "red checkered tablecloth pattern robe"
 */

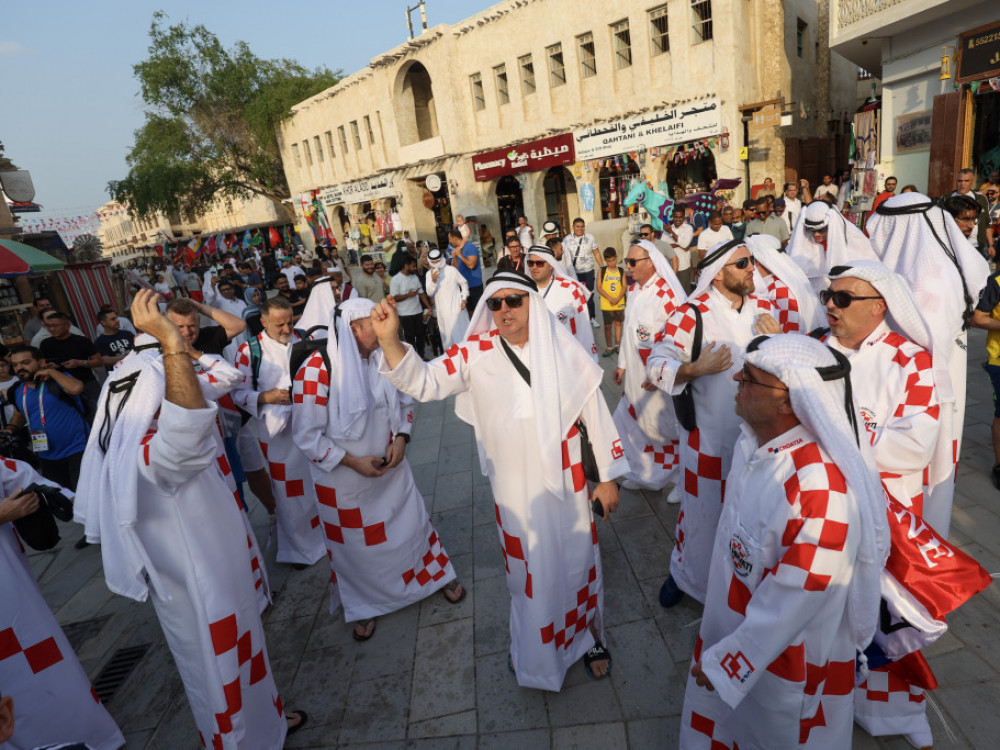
xmin=540 ymin=277 xmax=598 ymax=361
xmin=0 ymin=459 xmax=125 ymax=750
xmin=292 ymin=349 xmax=456 ymax=621
xmin=381 ymin=335 xmax=629 ymax=691
xmin=612 ymin=275 xmax=683 ymax=490
xmin=680 ymin=426 xmax=861 ymax=749
xmin=647 ymin=287 xmax=774 ymax=603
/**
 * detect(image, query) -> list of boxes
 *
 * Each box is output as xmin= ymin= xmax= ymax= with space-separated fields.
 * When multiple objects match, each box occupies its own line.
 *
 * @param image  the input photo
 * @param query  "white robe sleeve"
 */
xmin=454 ymin=268 xmax=469 ymax=301
xmin=379 ymin=343 xmax=472 ymax=402
xmin=230 ymin=342 xmax=263 ymax=418
xmin=291 ymin=351 xmax=345 ymax=472
xmin=196 ymin=354 xmax=240 ymax=400
xmin=871 ymin=349 xmax=941 ymax=476
xmin=700 ymin=463 xmax=857 ymax=710
xmin=0 ymin=457 xmax=72 ymax=500
xmin=141 ymin=401 xmax=222 ymax=489
xmin=647 ymin=304 xmax=698 ymax=396
xmin=425 ymin=270 xmax=439 ymax=297
xmin=578 ymin=389 xmax=630 ymax=482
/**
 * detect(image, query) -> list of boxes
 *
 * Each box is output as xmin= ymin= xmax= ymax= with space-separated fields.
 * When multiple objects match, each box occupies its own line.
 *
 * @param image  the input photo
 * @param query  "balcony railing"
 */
xmin=837 ymin=0 xmax=906 ymax=29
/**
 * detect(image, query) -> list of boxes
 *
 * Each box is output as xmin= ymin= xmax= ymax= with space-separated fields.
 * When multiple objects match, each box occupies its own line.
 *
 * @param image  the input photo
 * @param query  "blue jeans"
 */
xmin=576 ymin=269 xmax=596 ymax=320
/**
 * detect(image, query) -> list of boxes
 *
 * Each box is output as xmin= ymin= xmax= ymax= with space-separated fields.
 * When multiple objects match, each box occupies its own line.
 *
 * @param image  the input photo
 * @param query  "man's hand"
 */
xmin=385 ymin=435 xmax=407 ymax=469
xmin=262 ymin=387 xmax=291 ymax=406
xmin=640 ymin=379 xmax=657 ymax=392
xmin=371 ymin=297 xmax=401 ymax=341
xmin=431 ymin=270 xmax=440 ymax=282
xmin=592 ymin=481 xmax=619 ymax=520
xmin=131 ymin=289 xmax=185 ymax=349
xmin=691 ymin=661 xmax=715 ymax=691
xmin=753 ymin=313 xmax=781 ymax=335
xmin=692 ymin=342 xmax=732 ymax=377
xmin=613 ymin=367 xmax=625 ymax=386
xmin=342 ymin=454 xmax=388 ymax=478
xmin=0 ymin=487 xmax=40 ymax=525
xmin=61 ymin=359 xmax=86 ymax=369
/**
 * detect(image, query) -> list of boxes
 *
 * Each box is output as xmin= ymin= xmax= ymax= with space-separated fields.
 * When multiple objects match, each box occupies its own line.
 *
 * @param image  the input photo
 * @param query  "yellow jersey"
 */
xmin=599 ymin=266 xmax=626 ymax=311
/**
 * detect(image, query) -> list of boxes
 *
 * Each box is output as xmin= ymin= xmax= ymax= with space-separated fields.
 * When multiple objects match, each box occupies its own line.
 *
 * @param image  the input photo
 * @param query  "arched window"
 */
xmin=397 ymin=63 xmax=440 ymax=146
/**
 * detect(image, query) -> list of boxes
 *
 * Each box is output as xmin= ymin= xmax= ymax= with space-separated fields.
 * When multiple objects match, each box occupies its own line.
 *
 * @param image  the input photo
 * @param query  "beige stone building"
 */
xmin=280 ymin=0 xmax=856 ymax=251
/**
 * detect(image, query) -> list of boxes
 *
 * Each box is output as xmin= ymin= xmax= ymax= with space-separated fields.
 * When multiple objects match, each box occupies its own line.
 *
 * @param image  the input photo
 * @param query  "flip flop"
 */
xmin=583 ymin=642 xmax=612 ymax=680
xmin=352 ymin=618 xmax=377 ymax=641
xmin=442 ymin=579 xmax=466 ymax=604
xmin=286 ymin=709 xmax=308 ymax=736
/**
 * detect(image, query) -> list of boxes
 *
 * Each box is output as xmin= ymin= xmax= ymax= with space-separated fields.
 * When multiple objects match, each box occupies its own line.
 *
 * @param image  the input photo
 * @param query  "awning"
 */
xmin=0 ymin=238 xmax=65 ymax=277
xmin=60 ymin=262 xmax=115 ymax=333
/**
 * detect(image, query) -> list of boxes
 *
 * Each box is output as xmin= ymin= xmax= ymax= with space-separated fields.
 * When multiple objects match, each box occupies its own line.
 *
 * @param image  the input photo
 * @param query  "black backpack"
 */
xmin=288 ymin=325 xmax=332 ymax=385
xmin=671 ymin=303 xmax=703 ymax=432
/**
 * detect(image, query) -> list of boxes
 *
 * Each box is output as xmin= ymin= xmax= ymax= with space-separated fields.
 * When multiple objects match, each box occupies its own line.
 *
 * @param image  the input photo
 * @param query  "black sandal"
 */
xmin=286 ymin=709 xmax=308 ymax=736
xmin=352 ymin=618 xmax=377 ymax=641
xmin=583 ymin=643 xmax=612 ymax=680
xmin=442 ymin=579 xmax=466 ymax=604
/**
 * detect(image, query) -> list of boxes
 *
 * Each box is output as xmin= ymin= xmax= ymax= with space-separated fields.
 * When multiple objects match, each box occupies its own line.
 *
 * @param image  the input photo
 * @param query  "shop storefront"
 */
xmin=472 ymin=133 xmax=575 ymax=236
xmin=960 ymin=21 xmax=1000 ymax=184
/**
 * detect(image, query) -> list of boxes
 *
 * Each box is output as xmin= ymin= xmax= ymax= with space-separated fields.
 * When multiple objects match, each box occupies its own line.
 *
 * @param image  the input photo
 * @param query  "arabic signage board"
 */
xmin=321 ymin=173 xmax=396 ymax=206
xmin=752 ymin=107 xmax=781 ymax=127
xmin=957 ymin=20 xmax=1000 ymax=83
xmin=471 ymin=133 xmax=575 ymax=182
xmin=572 ymin=99 xmax=721 ymax=162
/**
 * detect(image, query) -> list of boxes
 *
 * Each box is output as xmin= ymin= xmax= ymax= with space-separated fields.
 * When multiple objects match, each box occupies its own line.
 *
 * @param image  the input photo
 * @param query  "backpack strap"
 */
xmin=247 ymin=335 xmax=263 ymax=392
xmin=807 ymin=326 xmax=831 ymax=340
xmin=499 ymin=336 xmax=530 ymax=386
xmin=687 ymin=303 xmax=704 ymax=361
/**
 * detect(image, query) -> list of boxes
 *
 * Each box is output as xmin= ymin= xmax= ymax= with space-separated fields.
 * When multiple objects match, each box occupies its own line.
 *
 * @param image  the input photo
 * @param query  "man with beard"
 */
xmin=647 ymin=240 xmax=780 ymax=607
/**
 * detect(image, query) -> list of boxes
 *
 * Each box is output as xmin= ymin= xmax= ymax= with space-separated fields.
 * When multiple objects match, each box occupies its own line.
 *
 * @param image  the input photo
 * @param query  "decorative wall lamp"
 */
xmin=940 ymin=46 xmax=956 ymax=81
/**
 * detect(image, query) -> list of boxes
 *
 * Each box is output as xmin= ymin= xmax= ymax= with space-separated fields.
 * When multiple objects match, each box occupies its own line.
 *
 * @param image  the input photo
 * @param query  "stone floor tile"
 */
xmin=406 ymin=435 xmax=442 ymax=466
xmin=53 ymin=573 xmax=117 ymax=626
xmin=290 ymin=645 xmax=354 ymax=727
xmin=472 ymin=522 xmax=504 ymax=581
xmin=339 ymin=673 xmax=412 ymax=745
xmin=432 ymin=506 xmax=474 ymax=556
xmin=545 ymin=678 xmax=622 ymax=727
xmin=607 ymin=620 xmax=685 ymax=719
xmin=440 ymin=422 xmax=474 ymax=448
xmin=408 ymin=618 xmax=476 ymax=722
xmin=38 ymin=547 xmax=106 ymax=609
xmin=404 ymin=737 xmax=476 ymax=750
xmin=611 ymin=488 xmax=655 ymax=521
xmin=626 ymin=716 xmax=681 ymax=749
xmin=477 ymin=729 xmax=550 ymax=750
xmin=551 ymin=722 xmax=627 ymax=749
xmin=104 ymin=643 xmax=183 ymax=733
xmin=352 ymin=605 xmax=420 ymax=681
xmin=473 ymin=573 xmax=510 ymax=658
xmin=434 ymin=470 xmax=473 ymax=511
xmin=601 ymin=548 xmax=650 ymax=627
xmin=926 ymin=646 xmax=999 ymax=686
xmin=407 ymin=709 xmax=477 ymax=739
xmin=919 ymin=684 xmax=990 ymax=749
xmin=266 ymin=562 xmax=331 ymax=623
xmin=594 ymin=516 xmax=621 ymax=552
xmin=474 ymin=652 xmax=549 ymax=733
xmin=471 ymin=484 xmax=495 ymax=527
xmin=437 ymin=443 xmax=473 ymax=477
xmin=410 ymin=461 xmax=439 ymax=496
xmin=418 ymin=554 xmax=474 ymax=628
xmin=146 ymin=690 xmax=198 ymax=750
xmin=284 ymin=720 xmax=341 ymax=749
xmin=613 ymin=517 xmax=672 ymax=582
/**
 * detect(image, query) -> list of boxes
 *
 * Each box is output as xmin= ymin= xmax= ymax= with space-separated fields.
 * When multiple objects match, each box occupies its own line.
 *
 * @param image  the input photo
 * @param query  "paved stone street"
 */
xmin=28 ymin=328 xmax=1000 ymax=749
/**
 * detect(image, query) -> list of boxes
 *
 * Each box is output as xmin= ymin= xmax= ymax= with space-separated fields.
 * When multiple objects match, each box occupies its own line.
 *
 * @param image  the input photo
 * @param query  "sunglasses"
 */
xmin=639 ymin=232 xmax=653 ymax=237
xmin=526 ymin=259 xmax=548 ymax=268
xmin=625 ymin=256 xmax=650 ymax=267
xmin=740 ymin=365 xmax=788 ymax=391
xmin=724 ymin=256 xmax=755 ymax=270
xmin=486 ymin=294 xmax=527 ymax=311
xmin=819 ymin=289 xmax=882 ymax=308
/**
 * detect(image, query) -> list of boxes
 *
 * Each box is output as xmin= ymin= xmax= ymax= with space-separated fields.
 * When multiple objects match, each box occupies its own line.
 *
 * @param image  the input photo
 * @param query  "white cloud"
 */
xmin=0 ymin=41 xmax=30 ymax=57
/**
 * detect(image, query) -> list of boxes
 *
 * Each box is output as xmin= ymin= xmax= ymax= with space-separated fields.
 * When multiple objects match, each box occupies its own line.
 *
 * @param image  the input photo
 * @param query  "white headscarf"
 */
xmin=745 ymin=333 xmax=889 ymax=658
xmin=298 ymin=278 xmax=337 ymax=334
xmin=526 ymin=245 xmax=576 ymax=283
xmin=455 ymin=270 xmax=603 ymax=498
xmin=866 ymin=192 xmax=989 ymax=343
xmin=690 ymin=238 xmax=745 ymax=300
xmin=428 ymin=248 xmax=447 ymax=269
xmin=631 ymin=239 xmax=686 ymax=301
xmin=787 ymin=201 xmax=879 ymax=282
xmin=744 ymin=235 xmax=824 ymax=332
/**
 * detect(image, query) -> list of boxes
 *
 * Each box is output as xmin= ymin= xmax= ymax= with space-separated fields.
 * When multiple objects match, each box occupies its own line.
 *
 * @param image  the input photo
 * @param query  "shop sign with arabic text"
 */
xmin=321 ymin=173 xmax=396 ymax=206
xmin=572 ymin=99 xmax=722 ymax=161
xmin=471 ymin=133 xmax=575 ymax=182
xmin=957 ymin=20 xmax=1000 ymax=83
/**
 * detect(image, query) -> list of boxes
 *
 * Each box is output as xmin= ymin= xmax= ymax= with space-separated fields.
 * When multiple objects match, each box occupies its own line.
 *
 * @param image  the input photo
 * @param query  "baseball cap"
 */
xmin=772 ymin=198 xmax=786 ymax=208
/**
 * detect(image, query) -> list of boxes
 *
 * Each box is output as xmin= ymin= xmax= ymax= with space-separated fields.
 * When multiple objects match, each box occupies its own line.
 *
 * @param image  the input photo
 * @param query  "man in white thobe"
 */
xmin=525 ymin=245 xmax=598 ymax=361
xmin=680 ymin=334 xmax=887 ymax=750
xmin=612 ymin=239 xmax=686 ymax=495
xmin=232 ymin=295 xmax=325 ymax=568
xmin=375 ymin=270 xmax=629 ymax=691
xmin=425 ymin=247 xmax=469 ymax=348
xmin=76 ymin=290 xmax=304 ymax=748
xmin=0 ymin=462 xmax=125 ymax=750
xmin=745 ymin=235 xmax=825 ymax=335
xmin=291 ymin=298 xmax=465 ymax=642
xmin=647 ymin=240 xmax=781 ymax=607
xmin=866 ymin=193 xmax=990 ymax=538
xmin=786 ymin=201 xmax=880 ymax=293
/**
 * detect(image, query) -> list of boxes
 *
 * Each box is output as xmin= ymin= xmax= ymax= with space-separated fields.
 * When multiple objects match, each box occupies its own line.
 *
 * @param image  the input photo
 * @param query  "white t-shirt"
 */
xmin=664 ymin=224 xmax=694 ymax=271
xmin=281 ymin=265 xmax=305 ymax=285
xmin=697 ymin=226 xmax=735 ymax=252
xmin=458 ymin=223 xmax=471 ymax=241
xmin=814 ymin=184 xmax=838 ymax=201
xmin=389 ymin=273 xmax=424 ymax=316
xmin=783 ymin=197 xmax=803 ymax=227
xmin=517 ymin=224 xmax=534 ymax=249
xmin=562 ymin=232 xmax=599 ymax=273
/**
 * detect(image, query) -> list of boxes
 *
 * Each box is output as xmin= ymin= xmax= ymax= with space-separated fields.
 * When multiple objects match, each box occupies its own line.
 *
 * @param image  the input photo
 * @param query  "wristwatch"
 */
xmin=398 ymin=433 xmax=411 ymax=444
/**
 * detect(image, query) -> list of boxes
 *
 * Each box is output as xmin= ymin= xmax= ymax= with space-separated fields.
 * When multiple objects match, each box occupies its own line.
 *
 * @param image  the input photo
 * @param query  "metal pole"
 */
xmin=420 ymin=0 xmax=428 ymax=31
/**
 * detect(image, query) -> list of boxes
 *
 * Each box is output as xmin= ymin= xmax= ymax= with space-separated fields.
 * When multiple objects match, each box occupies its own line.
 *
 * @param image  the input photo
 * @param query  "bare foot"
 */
xmin=442 ymin=580 xmax=466 ymax=604
xmin=286 ymin=710 xmax=307 ymax=733
xmin=352 ymin=618 xmax=376 ymax=641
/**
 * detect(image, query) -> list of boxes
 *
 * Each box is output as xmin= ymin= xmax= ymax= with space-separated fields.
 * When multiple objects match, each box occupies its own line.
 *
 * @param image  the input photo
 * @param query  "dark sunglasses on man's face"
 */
xmin=819 ymin=289 xmax=882 ymax=308
xmin=724 ymin=256 xmax=755 ymax=270
xmin=526 ymin=259 xmax=547 ymax=268
xmin=625 ymin=256 xmax=650 ymax=267
xmin=486 ymin=294 xmax=527 ymax=311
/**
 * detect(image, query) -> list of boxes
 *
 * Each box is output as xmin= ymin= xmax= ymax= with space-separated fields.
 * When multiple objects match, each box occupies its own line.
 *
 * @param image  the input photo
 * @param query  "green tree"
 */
xmin=109 ymin=12 xmax=340 ymax=223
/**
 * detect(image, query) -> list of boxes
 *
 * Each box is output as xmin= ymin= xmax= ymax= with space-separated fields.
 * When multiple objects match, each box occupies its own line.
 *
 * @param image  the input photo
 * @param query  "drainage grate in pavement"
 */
xmin=61 ymin=615 xmax=112 ymax=651
xmin=93 ymin=644 xmax=150 ymax=705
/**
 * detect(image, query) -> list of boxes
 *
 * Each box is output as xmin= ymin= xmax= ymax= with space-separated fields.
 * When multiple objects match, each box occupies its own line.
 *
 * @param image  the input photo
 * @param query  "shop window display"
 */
xmin=599 ymin=157 xmax=640 ymax=219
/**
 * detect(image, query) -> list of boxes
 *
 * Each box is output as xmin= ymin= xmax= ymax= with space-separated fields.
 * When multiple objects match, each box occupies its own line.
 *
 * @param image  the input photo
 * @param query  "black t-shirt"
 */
xmin=194 ymin=325 xmax=230 ymax=355
xmin=39 ymin=334 xmax=98 ymax=382
xmin=279 ymin=289 xmax=306 ymax=314
xmin=94 ymin=329 xmax=135 ymax=359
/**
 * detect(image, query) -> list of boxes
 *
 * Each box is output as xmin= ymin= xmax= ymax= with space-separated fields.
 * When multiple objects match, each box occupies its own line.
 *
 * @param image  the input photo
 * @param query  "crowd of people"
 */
xmin=2 ymin=167 xmax=998 ymax=750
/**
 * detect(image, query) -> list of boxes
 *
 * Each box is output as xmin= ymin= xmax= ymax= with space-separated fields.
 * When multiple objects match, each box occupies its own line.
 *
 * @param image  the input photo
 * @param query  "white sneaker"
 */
xmin=666 ymin=486 xmax=682 ymax=504
xmin=591 ymin=319 xmax=600 ymax=328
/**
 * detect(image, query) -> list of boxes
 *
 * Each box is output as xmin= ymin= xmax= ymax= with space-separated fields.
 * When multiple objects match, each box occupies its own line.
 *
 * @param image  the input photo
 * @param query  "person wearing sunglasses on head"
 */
xmin=611 ymin=239 xmax=687 ymax=499
xmin=525 ymin=245 xmax=598 ymax=361
xmin=814 ymin=261 xmax=943 ymax=750
xmin=373 ymin=270 xmax=628 ymax=691
xmin=646 ymin=240 xmax=782 ymax=610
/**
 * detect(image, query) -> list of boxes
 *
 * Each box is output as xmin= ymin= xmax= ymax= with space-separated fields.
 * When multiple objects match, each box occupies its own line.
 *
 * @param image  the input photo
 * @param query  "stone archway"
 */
xmin=393 ymin=62 xmax=440 ymax=147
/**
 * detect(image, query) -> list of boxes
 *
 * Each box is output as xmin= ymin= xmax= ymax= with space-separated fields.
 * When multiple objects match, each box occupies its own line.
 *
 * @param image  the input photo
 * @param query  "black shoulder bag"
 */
xmin=499 ymin=336 xmax=601 ymax=483
xmin=671 ymin=303 xmax=703 ymax=432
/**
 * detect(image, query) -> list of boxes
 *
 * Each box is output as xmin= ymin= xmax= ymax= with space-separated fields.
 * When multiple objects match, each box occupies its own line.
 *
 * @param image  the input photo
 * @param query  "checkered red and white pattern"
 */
xmin=0 ymin=627 xmax=63 ymax=675
xmin=401 ymin=531 xmax=452 ymax=587
xmin=293 ymin=351 xmax=331 ymax=407
xmin=662 ymin=296 xmax=711 ymax=355
xmin=687 ymin=710 xmax=739 ymax=750
xmin=441 ymin=333 xmax=497 ymax=376
xmin=767 ymin=276 xmax=803 ymax=333
xmin=495 ymin=502 xmax=533 ymax=598
xmin=315 ymin=484 xmax=388 ymax=547
xmin=540 ymin=565 xmax=599 ymax=651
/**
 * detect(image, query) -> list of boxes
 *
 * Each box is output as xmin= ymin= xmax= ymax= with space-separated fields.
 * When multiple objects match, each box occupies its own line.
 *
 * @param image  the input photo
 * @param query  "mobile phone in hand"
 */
xmin=591 ymin=498 xmax=605 ymax=519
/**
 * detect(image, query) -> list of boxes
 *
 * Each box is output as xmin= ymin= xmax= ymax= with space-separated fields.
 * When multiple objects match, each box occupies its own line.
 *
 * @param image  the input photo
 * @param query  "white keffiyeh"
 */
xmin=631 ymin=239 xmax=687 ymax=302
xmin=787 ymin=201 xmax=879 ymax=284
xmin=744 ymin=235 xmax=824 ymax=332
xmin=690 ymin=239 xmax=745 ymax=300
xmin=299 ymin=278 xmax=337 ymax=334
xmin=526 ymin=245 xmax=578 ymax=284
xmin=457 ymin=271 xmax=603 ymax=498
xmin=745 ymin=333 xmax=889 ymax=659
